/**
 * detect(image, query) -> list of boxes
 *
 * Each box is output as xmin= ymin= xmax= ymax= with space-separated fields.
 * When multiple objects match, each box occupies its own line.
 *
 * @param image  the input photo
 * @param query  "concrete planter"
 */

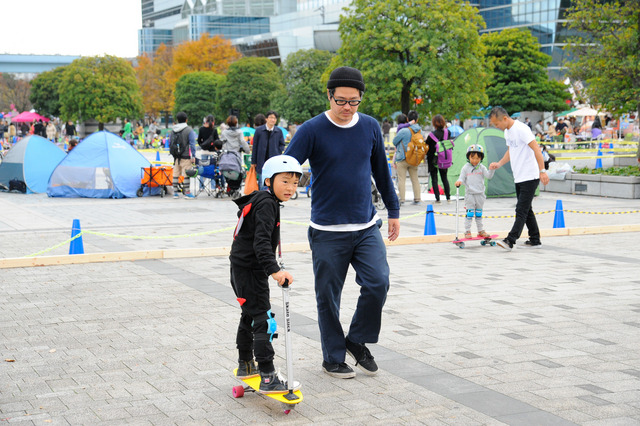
xmin=541 ymin=172 xmax=640 ymax=199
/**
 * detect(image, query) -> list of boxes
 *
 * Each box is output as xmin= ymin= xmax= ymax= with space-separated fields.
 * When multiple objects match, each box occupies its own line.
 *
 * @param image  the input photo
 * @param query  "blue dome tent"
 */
xmin=47 ymin=131 xmax=151 ymax=198
xmin=0 ymin=135 xmax=66 ymax=193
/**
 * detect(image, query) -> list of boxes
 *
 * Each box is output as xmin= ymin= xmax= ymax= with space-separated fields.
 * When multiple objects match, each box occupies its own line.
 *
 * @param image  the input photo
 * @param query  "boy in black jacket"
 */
xmin=230 ymin=155 xmax=302 ymax=394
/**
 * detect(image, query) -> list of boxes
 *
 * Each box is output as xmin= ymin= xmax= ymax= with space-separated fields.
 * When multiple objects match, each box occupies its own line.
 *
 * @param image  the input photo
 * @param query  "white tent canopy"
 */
xmin=566 ymin=107 xmax=605 ymax=117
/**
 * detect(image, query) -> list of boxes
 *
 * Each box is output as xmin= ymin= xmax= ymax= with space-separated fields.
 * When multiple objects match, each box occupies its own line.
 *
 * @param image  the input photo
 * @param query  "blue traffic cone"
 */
xmin=69 ymin=219 xmax=84 ymax=255
xmin=155 ymin=150 xmax=161 ymax=165
xmin=424 ymin=204 xmax=437 ymax=235
xmin=553 ymin=200 xmax=565 ymax=229
xmin=595 ymin=150 xmax=602 ymax=169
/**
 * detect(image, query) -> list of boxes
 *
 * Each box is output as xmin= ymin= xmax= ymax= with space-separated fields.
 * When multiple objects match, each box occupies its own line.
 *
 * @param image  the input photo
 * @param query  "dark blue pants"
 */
xmin=507 ymin=179 xmax=541 ymax=244
xmin=308 ymin=224 xmax=390 ymax=364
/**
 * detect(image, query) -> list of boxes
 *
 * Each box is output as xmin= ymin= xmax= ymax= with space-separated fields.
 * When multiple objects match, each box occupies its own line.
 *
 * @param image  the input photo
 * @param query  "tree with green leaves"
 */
xmin=272 ymin=49 xmax=333 ymax=123
xmin=482 ymin=28 xmax=569 ymax=113
xmin=29 ymin=66 xmax=66 ymax=117
xmin=58 ymin=55 xmax=143 ymax=128
xmin=218 ymin=57 xmax=284 ymax=125
xmin=564 ymin=0 xmax=640 ymax=119
xmin=336 ymin=0 xmax=490 ymax=119
xmin=173 ymin=71 xmax=224 ymax=126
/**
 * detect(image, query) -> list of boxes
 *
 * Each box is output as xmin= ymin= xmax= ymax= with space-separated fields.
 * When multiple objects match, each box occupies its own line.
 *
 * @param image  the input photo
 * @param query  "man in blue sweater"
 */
xmin=285 ymin=66 xmax=400 ymax=379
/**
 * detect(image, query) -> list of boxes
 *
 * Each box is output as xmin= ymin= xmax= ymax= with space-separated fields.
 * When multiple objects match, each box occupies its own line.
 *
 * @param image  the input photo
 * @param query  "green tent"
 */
xmin=447 ymin=127 xmax=517 ymax=198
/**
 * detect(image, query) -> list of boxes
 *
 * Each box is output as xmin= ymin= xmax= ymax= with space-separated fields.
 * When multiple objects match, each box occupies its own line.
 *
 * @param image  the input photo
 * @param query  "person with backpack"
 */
xmin=426 ymin=114 xmax=454 ymax=203
xmin=170 ymin=111 xmax=197 ymax=199
xmin=392 ymin=110 xmax=424 ymax=205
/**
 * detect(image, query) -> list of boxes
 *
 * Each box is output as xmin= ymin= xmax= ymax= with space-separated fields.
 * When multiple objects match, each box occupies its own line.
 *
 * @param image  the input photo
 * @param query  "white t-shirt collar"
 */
xmin=324 ymin=111 xmax=360 ymax=128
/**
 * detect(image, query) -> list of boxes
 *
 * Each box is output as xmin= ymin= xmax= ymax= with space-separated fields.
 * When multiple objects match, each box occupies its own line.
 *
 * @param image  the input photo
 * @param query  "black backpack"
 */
xmin=9 ymin=179 xmax=27 ymax=193
xmin=169 ymin=127 xmax=190 ymax=158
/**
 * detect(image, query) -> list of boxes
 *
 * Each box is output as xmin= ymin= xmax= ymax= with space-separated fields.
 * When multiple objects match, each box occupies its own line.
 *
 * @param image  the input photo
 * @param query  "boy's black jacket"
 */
xmin=229 ymin=190 xmax=281 ymax=275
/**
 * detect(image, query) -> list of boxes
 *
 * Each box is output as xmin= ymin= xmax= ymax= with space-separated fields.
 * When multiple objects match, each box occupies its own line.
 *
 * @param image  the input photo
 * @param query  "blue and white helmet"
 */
xmin=261 ymin=155 xmax=303 ymax=186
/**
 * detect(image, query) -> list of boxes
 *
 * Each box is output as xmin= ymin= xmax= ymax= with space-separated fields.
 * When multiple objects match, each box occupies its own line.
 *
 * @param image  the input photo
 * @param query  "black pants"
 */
xmin=230 ymin=265 xmax=275 ymax=372
xmin=429 ymin=166 xmax=451 ymax=201
xmin=507 ymin=179 xmax=541 ymax=244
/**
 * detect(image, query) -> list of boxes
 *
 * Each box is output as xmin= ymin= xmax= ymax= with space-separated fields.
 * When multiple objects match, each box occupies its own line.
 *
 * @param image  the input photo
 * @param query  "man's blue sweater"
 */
xmin=285 ymin=112 xmax=399 ymax=225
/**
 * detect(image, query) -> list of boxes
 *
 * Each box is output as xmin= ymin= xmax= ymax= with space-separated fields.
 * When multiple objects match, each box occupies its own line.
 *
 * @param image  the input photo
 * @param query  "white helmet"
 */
xmin=261 ymin=155 xmax=303 ymax=186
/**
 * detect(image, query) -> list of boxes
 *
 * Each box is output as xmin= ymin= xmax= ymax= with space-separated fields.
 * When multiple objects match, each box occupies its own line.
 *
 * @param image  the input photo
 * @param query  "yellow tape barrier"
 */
xmin=25 ymin=226 xmax=235 ymax=258
xmin=23 ymin=208 xmax=640 ymax=258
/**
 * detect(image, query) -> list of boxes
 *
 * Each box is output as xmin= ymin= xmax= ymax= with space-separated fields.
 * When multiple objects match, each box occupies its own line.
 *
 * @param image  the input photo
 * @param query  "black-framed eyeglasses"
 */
xmin=331 ymin=95 xmax=362 ymax=106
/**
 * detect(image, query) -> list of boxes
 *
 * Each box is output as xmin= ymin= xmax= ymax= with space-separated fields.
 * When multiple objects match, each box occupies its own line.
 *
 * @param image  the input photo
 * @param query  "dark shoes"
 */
xmin=236 ymin=359 xmax=259 ymax=379
xmin=259 ymin=370 xmax=289 ymax=394
xmin=322 ymin=361 xmax=356 ymax=379
xmin=496 ymin=238 xmax=514 ymax=251
xmin=346 ymin=337 xmax=379 ymax=376
xmin=524 ymin=239 xmax=542 ymax=248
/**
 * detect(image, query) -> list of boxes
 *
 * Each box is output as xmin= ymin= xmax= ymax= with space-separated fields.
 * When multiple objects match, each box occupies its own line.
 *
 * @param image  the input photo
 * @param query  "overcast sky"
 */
xmin=1 ymin=0 xmax=142 ymax=58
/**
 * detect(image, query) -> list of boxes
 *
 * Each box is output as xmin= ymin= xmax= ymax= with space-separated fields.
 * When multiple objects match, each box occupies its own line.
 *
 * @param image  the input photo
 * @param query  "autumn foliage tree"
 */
xmin=165 ymin=33 xmax=240 ymax=108
xmin=0 ymin=73 xmax=31 ymax=112
xmin=135 ymin=44 xmax=173 ymax=121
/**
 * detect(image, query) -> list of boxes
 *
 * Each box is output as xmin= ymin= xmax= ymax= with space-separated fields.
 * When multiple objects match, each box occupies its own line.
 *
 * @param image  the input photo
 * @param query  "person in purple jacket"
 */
xmin=285 ymin=66 xmax=400 ymax=379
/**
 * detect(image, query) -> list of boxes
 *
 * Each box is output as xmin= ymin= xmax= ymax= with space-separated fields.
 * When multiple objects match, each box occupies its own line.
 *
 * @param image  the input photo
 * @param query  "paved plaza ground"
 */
xmin=1 ymin=188 xmax=639 ymax=425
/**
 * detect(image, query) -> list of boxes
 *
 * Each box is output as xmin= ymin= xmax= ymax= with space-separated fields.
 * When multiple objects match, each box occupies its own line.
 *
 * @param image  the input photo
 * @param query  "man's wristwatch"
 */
xmin=540 ymin=169 xmax=547 ymax=173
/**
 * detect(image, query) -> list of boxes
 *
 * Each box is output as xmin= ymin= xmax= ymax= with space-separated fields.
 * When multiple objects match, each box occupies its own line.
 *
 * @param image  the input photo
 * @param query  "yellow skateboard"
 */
xmin=231 ymin=278 xmax=302 ymax=414
xmin=232 ymin=369 xmax=303 ymax=414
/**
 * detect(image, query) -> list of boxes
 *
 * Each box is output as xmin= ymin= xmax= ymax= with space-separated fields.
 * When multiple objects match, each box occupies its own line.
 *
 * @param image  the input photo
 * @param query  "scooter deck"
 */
xmin=452 ymin=234 xmax=499 ymax=248
xmin=232 ymin=368 xmax=303 ymax=405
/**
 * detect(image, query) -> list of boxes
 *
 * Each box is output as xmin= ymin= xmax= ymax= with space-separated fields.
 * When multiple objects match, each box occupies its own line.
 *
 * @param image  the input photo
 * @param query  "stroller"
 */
xmin=217 ymin=149 xmax=245 ymax=200
xmin=187 ymin=161 xmax=225 ymax=198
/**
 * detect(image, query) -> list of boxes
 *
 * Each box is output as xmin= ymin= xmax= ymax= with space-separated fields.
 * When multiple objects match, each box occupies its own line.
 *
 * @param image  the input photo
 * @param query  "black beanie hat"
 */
xmin=327 ymin=66 xmax=366 ymax=92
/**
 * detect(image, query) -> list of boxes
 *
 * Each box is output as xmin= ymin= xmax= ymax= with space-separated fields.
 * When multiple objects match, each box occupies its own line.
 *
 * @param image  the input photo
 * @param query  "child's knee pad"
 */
xmin=466 ymin=209 xmax=475 ymax=218
xmin=252 ymin=310 xmax=278 ymax=342
xmin=475 ymin=209 xmax=483 ymax=218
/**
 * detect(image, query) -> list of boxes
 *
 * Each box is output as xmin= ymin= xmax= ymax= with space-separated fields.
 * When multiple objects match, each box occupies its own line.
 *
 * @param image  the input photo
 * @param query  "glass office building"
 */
xmin=478 ymin=0 xmax=573 ymax=78
xmin=139 ymin=0 xmax=572 ymax=76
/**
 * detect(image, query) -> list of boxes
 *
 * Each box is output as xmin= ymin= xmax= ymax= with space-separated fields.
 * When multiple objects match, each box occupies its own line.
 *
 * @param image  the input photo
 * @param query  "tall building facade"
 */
xmin=138 ymin=0 xmax=298 ymax=57
xmin=477 ymin=0 xmax=573 ymax=79
xmin=139 ymin=0 xmax=571 ymax=75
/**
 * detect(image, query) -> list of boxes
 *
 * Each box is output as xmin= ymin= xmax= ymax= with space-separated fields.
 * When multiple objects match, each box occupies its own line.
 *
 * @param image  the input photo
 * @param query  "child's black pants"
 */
xmin=230 ymin=264 xmax=275 ymax=373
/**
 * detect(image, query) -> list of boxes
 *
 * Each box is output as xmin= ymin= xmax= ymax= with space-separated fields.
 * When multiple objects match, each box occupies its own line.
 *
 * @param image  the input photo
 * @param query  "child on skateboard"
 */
xmin=455 ymin=145 xmax=495 ymax=239
xmin=229 ymin=155 xmax=302 ymax=394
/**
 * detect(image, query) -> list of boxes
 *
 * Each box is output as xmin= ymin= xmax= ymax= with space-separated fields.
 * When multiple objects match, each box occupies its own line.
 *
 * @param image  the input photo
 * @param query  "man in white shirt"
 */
xmin=489 ymin=107 xmax=550 ymax=250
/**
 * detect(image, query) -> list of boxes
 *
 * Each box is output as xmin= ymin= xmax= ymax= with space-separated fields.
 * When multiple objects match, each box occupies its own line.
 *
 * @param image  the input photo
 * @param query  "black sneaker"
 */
xmin=236 ymin=360 xmax=259 ymax=379
xmin=259 ymin=370 xmax=288 ymax=394
xmin=524 ymin=240 xmax=542 ymax=248
xmin=496 ymin=238 xmax=514 ymax=251
xmin=322 ymin=361 xmax=356 ymax=379
xmin=345 ymin=338 xmax=378 ymax=376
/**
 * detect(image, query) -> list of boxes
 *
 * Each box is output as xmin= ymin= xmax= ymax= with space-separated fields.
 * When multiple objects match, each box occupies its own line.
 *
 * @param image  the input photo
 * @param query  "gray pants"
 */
xmin=464 ymin=192 xmax=486 ymax=232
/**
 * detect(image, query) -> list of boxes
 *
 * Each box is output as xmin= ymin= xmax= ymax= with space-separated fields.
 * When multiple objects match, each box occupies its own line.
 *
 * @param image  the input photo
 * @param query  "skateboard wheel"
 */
xmin=232 ymin=385 xmax=244 ymax=398
xmin=491 ymin=241 xmax=496 ymax=246
xmin=480 ymin=240 xmax=486 ymax=246
xmin=458 ymin=242 xmax=465 ymax=249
